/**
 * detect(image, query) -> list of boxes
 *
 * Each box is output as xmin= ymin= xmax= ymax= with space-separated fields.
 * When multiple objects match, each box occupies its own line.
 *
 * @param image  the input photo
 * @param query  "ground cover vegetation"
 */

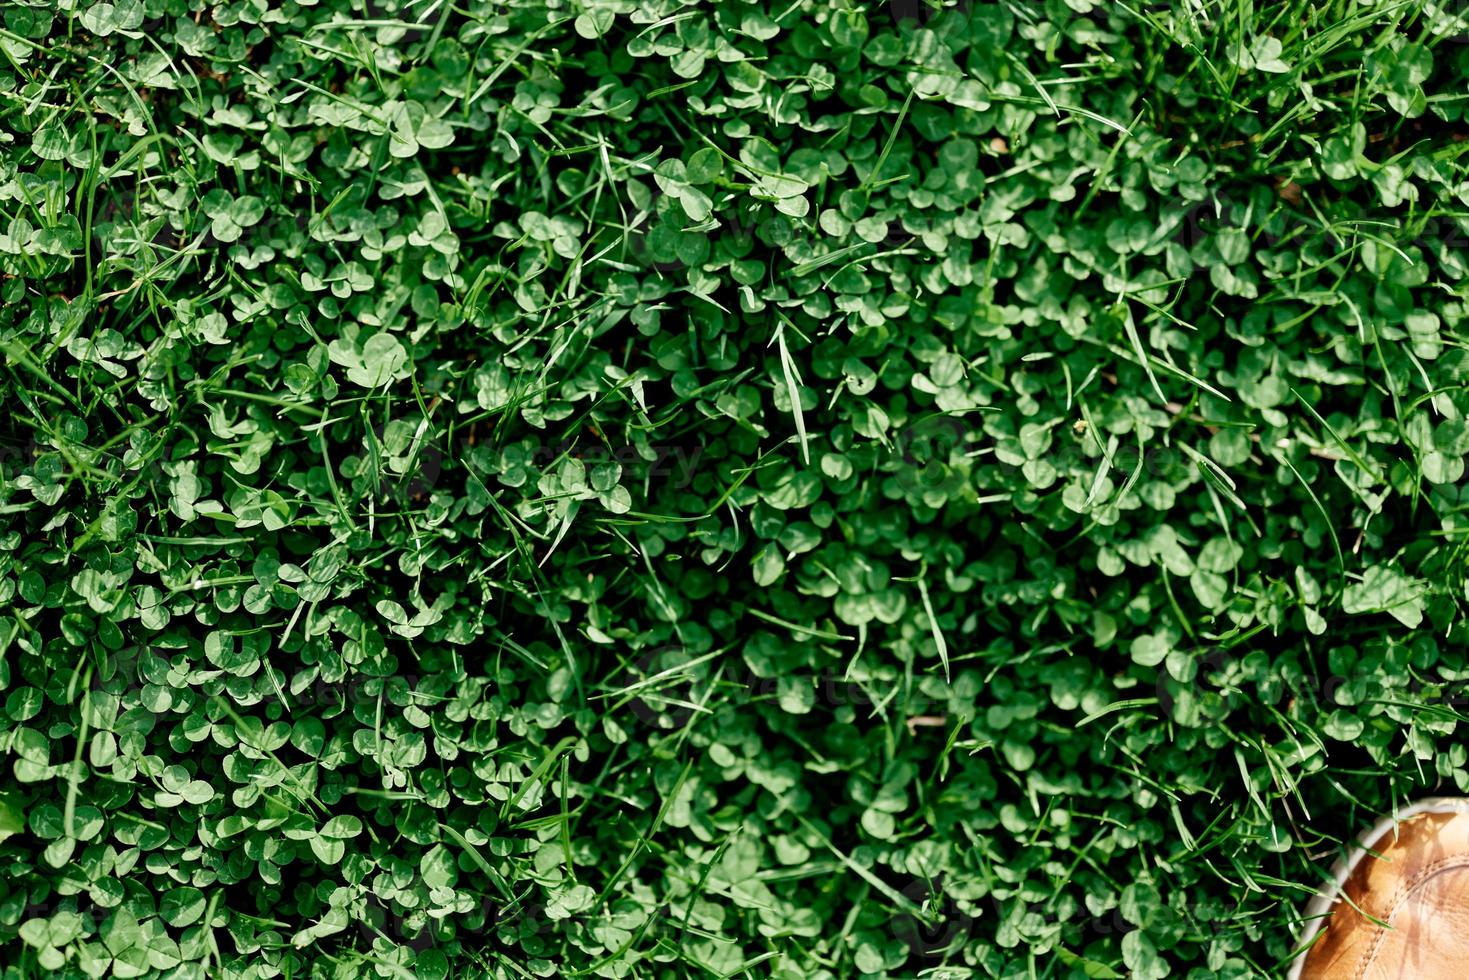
xmin=2 ymin=0 xmax=1469 ymax=977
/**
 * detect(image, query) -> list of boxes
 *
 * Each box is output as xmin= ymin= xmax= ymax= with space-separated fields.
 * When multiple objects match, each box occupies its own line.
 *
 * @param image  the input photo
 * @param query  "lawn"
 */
xmin=2 ymin=0 xmax=1469 ymax=978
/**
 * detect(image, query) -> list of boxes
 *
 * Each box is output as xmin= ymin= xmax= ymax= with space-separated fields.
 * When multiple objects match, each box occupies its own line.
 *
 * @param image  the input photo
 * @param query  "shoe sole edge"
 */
xmin=1285 ymin=796 xmax=1469 ymax=980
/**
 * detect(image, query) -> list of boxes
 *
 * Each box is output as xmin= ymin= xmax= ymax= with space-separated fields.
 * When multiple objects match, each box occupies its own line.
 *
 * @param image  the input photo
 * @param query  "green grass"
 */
xmin=2 ymin=0 xmax=1469 ymax=978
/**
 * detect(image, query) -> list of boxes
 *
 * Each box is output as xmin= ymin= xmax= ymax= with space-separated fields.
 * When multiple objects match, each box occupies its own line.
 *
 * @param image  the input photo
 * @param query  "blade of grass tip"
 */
xmin=437 ymin=822 xmax=513 ymax=900
xmin=0 ymin=340 xmax=85 ymax=411
xmin=1275 ymin=447 xmax=1346 ymax=589
xmin=265 ymin=653 xmax=292 ymax=712
xmin=794 ymin=813 xmax=925 ymax=916
xmin=202 ymin=891 xmax=223 ymax=969
xmin=0 ymin=619 xmax=16 ymax=673
xmin=590 ymin=760 xmax=694 ymax=910
xmin=995 ymin=94 xmax=1134 ymax=135
xmin=860 ymin=86 xmax=915 ymax=193
xmin=501 ymin=735 xmax=579 ymax=819
xmin=667 ymin=836 xmax=732 ymax=951
xmin=559 ymin=755 xmax=576 ymax=880
xmin=539 ymin=498 xmax=581 ymax=568
xmin=1116 ymin=302 xmax=1168 ymax=403
xmin=1341 ymin=291 xmax=1369 ymax=347
xmin=1097 ymin=333 xmax=1233 ymax=403
xmin=1114 ymin=433 xmax=1149 ymax=506
xmin=1234 ymin=745 xmax=1271 ymax=820
xmin=1073 ymin=108 xmax=1146 ymax=220
xmin=817 ymin=245 xmax=922 ymax=290
xmin=1158 ymin=567 xmax=1197 ymax=643
xmin=771 ymin=317 xmax=809 ymax=465
xmin=1075 ymin=697 xmax=1157 ymax=728
xmin=1399 ymin=345 xmax=1440 ymax=417
xmin=916 ymin=565 xmax=950 ymax=683
xmin=791 ymin=240 xmax=869 ymax=278
xmin=65 ymin=665 xmax=94 ymax=842
xmin=316 ymin=408 xmax=358 ymax=533
xmin=745 ymin=606 xmax=851 ymax=641
xmin=714 ymin=953 xmax=780 ymax=979
xmin=1085 ymin=431 xmax=1117 ymax=508
xmin=602 ymin=648 xmax=723 ymax=705
xmin=476 ymin=483 xmax=583 ymax=700
xmin=1178 ymin=442 xmax=1250 ymax=513
xmin=1001 ymin=47 xmax=1059 ymax=117
xmin=207 ymin=695 xmax=328 ymax=817
xmin=79 ymin=113 xmax=103 ymax=306
xmin=1368 ymin=323 xmax=1406 ymax=428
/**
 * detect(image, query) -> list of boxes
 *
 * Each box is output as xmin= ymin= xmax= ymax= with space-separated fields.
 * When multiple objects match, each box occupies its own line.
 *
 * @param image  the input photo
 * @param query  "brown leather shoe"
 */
xmin=1290 ymin=798 xmax=1469 ymax=979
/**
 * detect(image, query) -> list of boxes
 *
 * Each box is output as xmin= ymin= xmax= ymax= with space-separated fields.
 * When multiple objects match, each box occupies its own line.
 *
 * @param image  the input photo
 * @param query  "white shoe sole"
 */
xmin=1286 ymin=797 xmax=1469 ymax=980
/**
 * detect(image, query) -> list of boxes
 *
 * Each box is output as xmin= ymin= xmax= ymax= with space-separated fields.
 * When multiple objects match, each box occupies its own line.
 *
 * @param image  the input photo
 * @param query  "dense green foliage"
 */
xmin=3 ymin=0 xmax=1469 ymax=977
